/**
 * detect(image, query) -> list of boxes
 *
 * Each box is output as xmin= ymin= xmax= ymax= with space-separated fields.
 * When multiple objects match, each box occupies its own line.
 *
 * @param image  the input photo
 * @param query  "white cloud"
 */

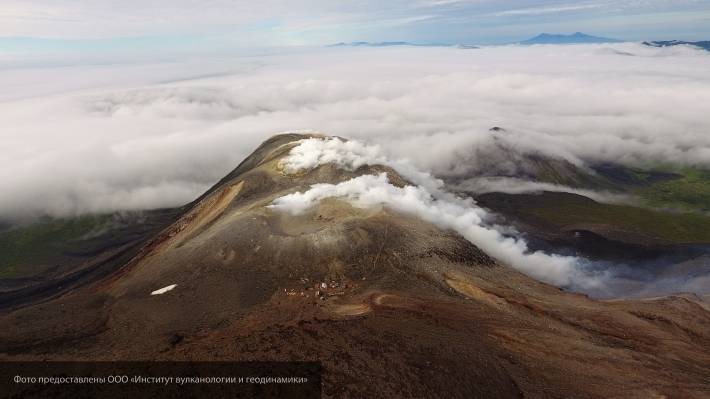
xmin=2 ymin=43 xmax=710 ymax=220
xmin=451 ymin=177 xmax=632 ymax=204
xmin=3 ymin=46 xmax=709 ymax=297
xmin=493 ymin=3 xmax=604 ymax=17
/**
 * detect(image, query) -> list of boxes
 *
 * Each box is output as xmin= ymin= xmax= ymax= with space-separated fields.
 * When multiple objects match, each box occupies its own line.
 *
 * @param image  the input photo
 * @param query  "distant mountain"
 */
xmin=328 ymin=41 xmax=450 ymax=47
xmin=520 ymin=32 xmax=622 ymax=45
xmin=643 ymin=40 xmax=710 ymax=51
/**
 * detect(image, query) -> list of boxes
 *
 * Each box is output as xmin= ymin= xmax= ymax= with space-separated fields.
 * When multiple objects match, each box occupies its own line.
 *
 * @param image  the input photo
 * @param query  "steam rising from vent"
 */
xmin=279 ymin=137 xmax=460 ymax=201
xmin=278 ymin=138 xmax=385 ymax=174
xmin=270 ymin=138 xmax=604 ymax=291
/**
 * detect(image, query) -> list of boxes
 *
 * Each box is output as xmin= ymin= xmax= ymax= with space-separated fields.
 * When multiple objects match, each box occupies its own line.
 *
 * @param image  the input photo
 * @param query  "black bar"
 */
xmin=0 ymin=361 xmax=322 ymax=398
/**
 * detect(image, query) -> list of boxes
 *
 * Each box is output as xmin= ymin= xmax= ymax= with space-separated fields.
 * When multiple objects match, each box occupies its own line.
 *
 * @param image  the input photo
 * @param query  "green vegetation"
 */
xmin=527 ymin=198 xmax=710 ymax=244
xmin=0 ymin=215 xmax=112 ymax=278
xmin=533 ymin=159 xmax=710 ymax=214
xmin=634 ymin=167 xmax=710 ymax=213
xmin=530 ymin=157 xmax=614 ymax=189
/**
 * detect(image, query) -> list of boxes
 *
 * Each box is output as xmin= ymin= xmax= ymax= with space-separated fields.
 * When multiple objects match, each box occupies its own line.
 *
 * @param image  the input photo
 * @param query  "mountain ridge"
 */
xmin=643 ymin=40 xmax=710 ymax=51
xmin=1 ymin=134 xmax=710 ymax=398
xmin=520 ymin=32 xmax=622 ymax=44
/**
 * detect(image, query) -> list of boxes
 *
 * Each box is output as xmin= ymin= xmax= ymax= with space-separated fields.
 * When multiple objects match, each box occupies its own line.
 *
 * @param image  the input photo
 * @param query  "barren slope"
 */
xmin=1 ymin=134 xmax=709 ymax=398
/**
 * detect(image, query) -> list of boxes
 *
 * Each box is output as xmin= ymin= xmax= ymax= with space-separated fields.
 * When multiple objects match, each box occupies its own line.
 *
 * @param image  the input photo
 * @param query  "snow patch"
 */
xmin=151 ymin=284 xmax=177 ymax=295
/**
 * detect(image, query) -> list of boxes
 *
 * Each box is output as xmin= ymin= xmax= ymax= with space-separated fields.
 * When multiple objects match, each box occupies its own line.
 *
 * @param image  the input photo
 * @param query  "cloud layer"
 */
xmin=2 ymin=43 xmax=710 ymax=221
xmin=450 ymin=177 xmax=632 ymax=203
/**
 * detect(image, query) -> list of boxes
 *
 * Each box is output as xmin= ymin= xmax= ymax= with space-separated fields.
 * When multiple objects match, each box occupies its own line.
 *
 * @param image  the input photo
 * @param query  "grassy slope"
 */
xmin=0 ymin=209 xmax=181 ymax=280
xmin=0 ymin=215 xmax=113 ymax=278
xmin=533 ymin=158 xmax=612 ymax=190
xmin=633 ymin=167 xmax=710 ymax=213
xmin=525 ymin=196 xmax=710 ymax=244
xmin=534 ymin=159 xmax=710 ymax=215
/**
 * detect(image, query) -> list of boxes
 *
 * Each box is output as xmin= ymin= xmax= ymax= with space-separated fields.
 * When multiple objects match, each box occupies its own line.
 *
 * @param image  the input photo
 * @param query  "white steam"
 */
xmin=270 ymin=138 xmax=603 ymax=290
xmin=279 ymin=136 xmax=386 ymax=174
xmin=280 ymin=137 xmax=449 ymax=196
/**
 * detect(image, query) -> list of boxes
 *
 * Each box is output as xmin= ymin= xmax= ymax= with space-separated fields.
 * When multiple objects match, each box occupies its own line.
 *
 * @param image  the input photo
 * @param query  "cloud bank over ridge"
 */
xmin=2 ymin=43 xmax=710 ymax=220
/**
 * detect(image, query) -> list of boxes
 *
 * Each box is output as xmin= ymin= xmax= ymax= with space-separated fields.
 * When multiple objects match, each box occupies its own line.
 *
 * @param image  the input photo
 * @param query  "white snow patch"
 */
xmin=151 ymin=284 xmax=177 ymax=296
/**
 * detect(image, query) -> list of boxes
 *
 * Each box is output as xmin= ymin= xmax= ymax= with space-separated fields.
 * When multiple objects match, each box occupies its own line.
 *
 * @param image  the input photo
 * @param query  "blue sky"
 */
xmin=1 ymin=0 xmax=709 ymax=53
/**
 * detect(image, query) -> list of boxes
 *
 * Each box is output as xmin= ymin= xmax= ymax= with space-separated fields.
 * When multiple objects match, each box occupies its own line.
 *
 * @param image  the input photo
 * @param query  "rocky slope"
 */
xmin=1 ymin=134 xmax=709 ymax=398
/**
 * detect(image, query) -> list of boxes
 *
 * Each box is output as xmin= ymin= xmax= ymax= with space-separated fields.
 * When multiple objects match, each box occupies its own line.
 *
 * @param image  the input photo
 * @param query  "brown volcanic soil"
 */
xmin=1 ymin=134 xmax=710 ymax=398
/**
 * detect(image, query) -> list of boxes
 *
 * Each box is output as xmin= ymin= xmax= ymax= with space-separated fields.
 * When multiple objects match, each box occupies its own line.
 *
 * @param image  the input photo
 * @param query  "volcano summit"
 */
xmin=1 ymin=134 xmax=710 ymax=398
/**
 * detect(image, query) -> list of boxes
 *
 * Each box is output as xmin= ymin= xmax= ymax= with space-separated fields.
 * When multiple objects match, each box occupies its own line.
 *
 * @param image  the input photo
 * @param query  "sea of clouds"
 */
xmin=2 ymin=43 xmax=710 ymax=220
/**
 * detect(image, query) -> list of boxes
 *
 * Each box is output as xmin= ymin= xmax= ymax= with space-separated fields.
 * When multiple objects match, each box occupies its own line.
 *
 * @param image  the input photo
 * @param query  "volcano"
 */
xmin=1 ymin=134 xmax=709 ymax=398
